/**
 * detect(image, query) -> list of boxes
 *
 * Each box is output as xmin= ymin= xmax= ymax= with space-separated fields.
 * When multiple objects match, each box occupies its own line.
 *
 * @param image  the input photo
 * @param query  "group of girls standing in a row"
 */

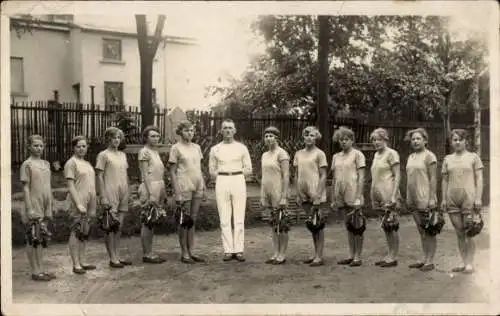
xmin=21 ymin=122 xmax=205 ymax=281
xmin=20 ymin=121 xmax=483 ymax=282
xmin=260 ymin=125 xmax=483 ymax=274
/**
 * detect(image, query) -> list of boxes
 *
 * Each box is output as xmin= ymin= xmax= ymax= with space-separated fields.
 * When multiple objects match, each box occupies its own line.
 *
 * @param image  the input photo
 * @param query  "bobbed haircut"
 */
xmin=404 ymin=128 xmax=429 ymax=143
xmin=449 ymin=129 xmax=469 ymax=141
xmin=302 ymin=126 xmax=322 ymax=141
xmin=27 ymin=134 xmax=45 ymax=146
xmin=264 ymin=126 xmax=280 ymax=138
xmin=104 ymin=127 xmax=124 ymax=142
xmin=175 ymin=120 xmax=194 ymax=136
xmin=71 ymin=135 xmax=88 ymax=148
xmin=332 ymin=126 xmax=355 ymax=143
xmin=142 ymin=125 xmax=161 ymax=144
xmin=370 ymin=128 xmax=390 ymax=142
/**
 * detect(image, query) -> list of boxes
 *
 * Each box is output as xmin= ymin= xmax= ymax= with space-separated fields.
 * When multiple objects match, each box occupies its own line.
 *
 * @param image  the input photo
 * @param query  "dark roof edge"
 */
xmin=10 ymin=17 xmax=198 ymax=45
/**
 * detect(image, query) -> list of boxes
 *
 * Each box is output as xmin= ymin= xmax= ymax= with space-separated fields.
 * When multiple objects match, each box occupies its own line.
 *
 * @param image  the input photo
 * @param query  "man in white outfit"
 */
xmin=209 ymin=119 xmax=252 ymax=262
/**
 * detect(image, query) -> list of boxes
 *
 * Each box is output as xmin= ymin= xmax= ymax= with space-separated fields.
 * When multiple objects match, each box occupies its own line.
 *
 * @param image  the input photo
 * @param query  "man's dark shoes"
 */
xmin=234 ymin=253 xmax=246 ymax=262
xmin=223 ymin=253 xmax=233 ymax=262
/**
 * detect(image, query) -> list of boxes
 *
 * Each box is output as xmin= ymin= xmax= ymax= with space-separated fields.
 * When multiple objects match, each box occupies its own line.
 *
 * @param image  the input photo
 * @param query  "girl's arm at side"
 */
xmin=169 ymin=163 xmax=181 ymax=201
xmin=23 ymin=183 xmax=36 ymax=219
xmin=474 ymin=169 xmax=484 ymax=206
xmin=139 ymin=160 xmax=152 ymax=196
xmin=96 ymin=170 xmax=107 ymax=203
xmin=390 ymin=164 xmax=401 ymax=202
xmin=67 ymin=179 xmax=83 ymax=208
xmin=356 ymin=168 xmax=365 ymax=202
xmin=279 ymin=159 xmax=290 ymax=202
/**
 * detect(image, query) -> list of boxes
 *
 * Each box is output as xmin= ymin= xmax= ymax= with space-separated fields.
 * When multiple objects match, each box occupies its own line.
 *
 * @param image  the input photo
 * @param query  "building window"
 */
xmin=102 ymin=38 xmax=122 ymax=61
xmin=10 ymin=57 xmax=24 ymax=94
xmin=104 ymin=82 xmax=124 ymax=110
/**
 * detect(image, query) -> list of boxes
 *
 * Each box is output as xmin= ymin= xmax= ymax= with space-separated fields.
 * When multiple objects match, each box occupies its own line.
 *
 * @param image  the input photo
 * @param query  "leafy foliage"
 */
xmin=209 ymin=15 xmax=488 ymax=122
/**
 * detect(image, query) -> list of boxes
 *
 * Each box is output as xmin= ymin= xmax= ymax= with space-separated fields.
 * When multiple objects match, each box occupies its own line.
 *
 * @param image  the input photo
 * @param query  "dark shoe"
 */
xmin=235 ymin=253 xmax=246 ymax=262
xmin=43 ymin=272 xmax=56 ymax=279
xmin=190 ymin=255 xmax=205 ymax=263
xmin=310 ymin=260 xmax=324 ymax=267
xmin=375 ymin=260 xmax=386 ymax=266
xmin=409 ymin=262 xmax=425 ymax=269
xmin=303 ymin=258 xmax=315 ymax=264
xmin=32 ymin=273 xmax=52 ymax=281
xmin=265 ymin=258 xmax=276 ymax=264
xmin=72 ymin=267 xmax=86 ymax=275
xmin=181 ymin=257 xmax=195 ymax=264
xmin=273 ymin=259 xmax=286 ymax=265
xmin=452 ymin=266 xmax=466 ymax=273
xmin=463 ymin=267 xmax=475 ymax=274
xmin=143 ymin=256 xmax=165 ymax=264
xmin=420 ymin=263 xmax=435 ymax=272
xmin=349 ymin=260 xmax=362 ymax=267
xmin=119 ymin=260 xmax=133 ymax=266
xmin=109 ymin=261 xmax=124 ymax=268
xmin=223 ymin=254 xmax=233 ymax=262
xmin=81 ymin=264 xmax=97 ymax=270
xmin=337 ymin=258 xmax=354 ymax=265
xmin=380 ymin=260 xmax=398 ymax=268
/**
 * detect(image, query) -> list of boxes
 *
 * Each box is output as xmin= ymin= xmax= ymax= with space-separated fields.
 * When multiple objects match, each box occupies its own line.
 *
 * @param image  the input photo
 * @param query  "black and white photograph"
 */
xmin=1 ymin=1 xmax=499 ymax=315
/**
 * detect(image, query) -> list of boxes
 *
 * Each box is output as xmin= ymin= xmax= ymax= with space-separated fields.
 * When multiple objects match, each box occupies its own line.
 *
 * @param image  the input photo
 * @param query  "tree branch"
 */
xmin=135 ymin=15 xmax=148 ymax=57
xmin=149 ymin=15 xmax=166 ymax=55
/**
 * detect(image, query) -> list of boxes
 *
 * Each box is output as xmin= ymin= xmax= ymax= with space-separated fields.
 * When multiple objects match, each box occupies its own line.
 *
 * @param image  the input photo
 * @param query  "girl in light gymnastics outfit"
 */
xmin=331 ymin=127 xmax=367 ymax=267
xmin=441 ymin=129 xmax=484 ymax=274
xmin=169 ymin=120 xmax=207 ymax=264
xmin=293 ymin=126 xmax=328 ymax=267
xmin=369 ymin=128 xmax=402 ymax=268
xmin=405 ymin=128 xmax=439 ymax=272
xmin=95 ymin=127 xmax=132 ymax=268
xmin=64 ymin=135 xmax=98 ymax=275
xmin=138 ymin=125 xmax=167 ymax=264
xmin=260 ymin=126 xmax=290 ymax=265
xmin=20 ymin=135 xmax=55 ymax=281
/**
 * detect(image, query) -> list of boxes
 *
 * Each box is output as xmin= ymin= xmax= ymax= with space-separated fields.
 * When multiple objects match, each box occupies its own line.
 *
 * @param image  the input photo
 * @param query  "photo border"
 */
xmin=1 ymin=1 xmax=499 ymax=315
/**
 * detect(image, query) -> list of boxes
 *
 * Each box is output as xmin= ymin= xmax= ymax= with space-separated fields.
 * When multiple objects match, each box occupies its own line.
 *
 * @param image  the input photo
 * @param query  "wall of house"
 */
xmin=10 ymin=24 xmax=203 ymax=111
xmin=79 ymin=31 xmax=165 ymax=108
xmin=10 ymin=28 xmax=73 ymax=103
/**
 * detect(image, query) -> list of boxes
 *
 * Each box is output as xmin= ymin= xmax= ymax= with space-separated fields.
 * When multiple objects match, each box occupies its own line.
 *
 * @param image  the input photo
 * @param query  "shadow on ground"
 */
xmin=12 ymin=213 xmax=490 ymax=304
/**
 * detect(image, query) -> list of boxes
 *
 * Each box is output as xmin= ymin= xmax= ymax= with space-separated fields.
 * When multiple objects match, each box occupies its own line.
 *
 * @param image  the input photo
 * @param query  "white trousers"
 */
xmin=215 ymin=174 xmax=247 ymax=254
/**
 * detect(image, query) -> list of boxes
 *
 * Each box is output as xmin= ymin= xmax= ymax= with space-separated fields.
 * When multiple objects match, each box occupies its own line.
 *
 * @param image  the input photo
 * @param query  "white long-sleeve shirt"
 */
xmin=208 ymin=141 xmax=252 ymax=178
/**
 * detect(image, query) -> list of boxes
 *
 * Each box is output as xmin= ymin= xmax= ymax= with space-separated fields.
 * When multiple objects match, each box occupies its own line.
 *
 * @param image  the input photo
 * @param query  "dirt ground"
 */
xmin=12 ymin=211 xmax=489 ymax=304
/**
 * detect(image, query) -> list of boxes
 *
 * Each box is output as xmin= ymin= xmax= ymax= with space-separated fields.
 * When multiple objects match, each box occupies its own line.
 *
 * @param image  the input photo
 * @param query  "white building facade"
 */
xmin=10 ymin=15 xmax=201 ymax=111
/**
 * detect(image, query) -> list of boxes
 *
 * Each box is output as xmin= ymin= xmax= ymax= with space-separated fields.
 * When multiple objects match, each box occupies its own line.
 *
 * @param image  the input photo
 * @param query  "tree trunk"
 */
xmin=140 ymin=57 xmax=154 ymax=129
xmin=135 ymin=14 xmax=166 ymax=129
xmin=472 ymin=76 xmax=481 ymax=155
xmin=317 ymin=16 xmax=331 ymax=164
